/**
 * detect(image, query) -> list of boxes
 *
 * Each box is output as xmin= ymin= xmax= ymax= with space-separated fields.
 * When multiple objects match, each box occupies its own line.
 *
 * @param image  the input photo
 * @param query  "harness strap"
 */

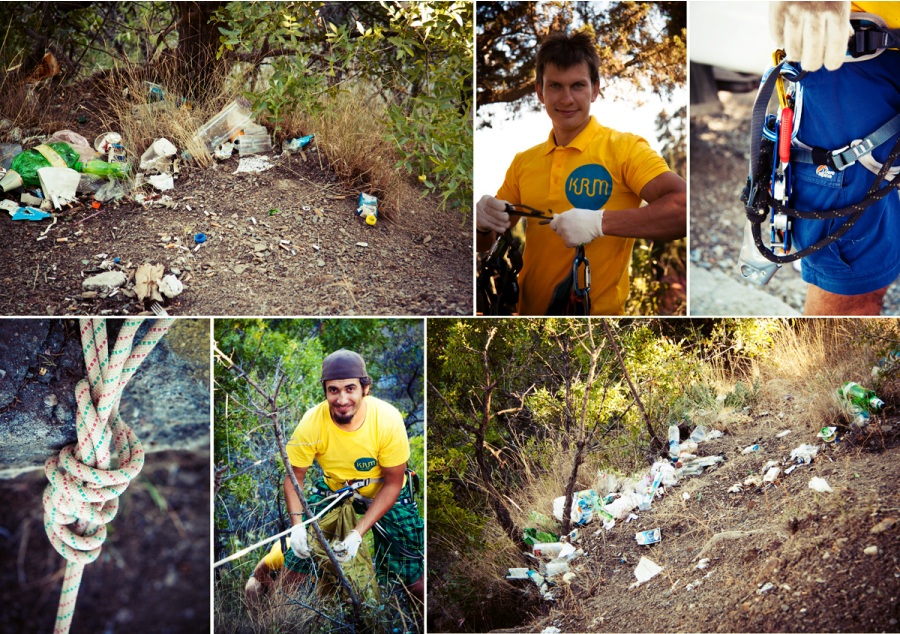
xmin=790 ymin=113 xmax=900 ymax=171
xmin=849 ymin=24 xmax=900 ymax=58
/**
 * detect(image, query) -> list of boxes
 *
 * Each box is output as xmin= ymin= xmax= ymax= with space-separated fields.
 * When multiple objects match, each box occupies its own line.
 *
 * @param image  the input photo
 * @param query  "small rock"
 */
xmin=233 ymin=265 xmax=249 ymax=275
xmin=44 ymin=394 xmax=58 ymax=407
xmin=254 ymin=243 xmax=268 ymax=252
xmin=82 ymin=271 xmax=127 ymax=291
xmin=81 ymin=292 xmax=99 ymax=300
xmin=864 ymin=545 xmax=879 ymax=555
xmin=424 ymin=235 xmax=432 ymax=244
xmin=317 ymin=259 xmax=325 ymax=267
xmin=870 ymin=517 xmax=897 ymax=534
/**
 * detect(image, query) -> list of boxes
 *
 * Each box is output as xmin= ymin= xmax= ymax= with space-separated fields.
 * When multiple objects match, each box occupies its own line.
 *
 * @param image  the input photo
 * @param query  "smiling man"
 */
xmin=281 ymin=349 xmax=424 ymax=601
xmin=476 ymin=30 xmax=686 ymax=315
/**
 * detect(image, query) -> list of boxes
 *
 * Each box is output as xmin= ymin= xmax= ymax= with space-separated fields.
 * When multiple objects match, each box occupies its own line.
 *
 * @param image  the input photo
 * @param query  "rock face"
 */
xmin=0 ymin=319 xmax=210 ymax=478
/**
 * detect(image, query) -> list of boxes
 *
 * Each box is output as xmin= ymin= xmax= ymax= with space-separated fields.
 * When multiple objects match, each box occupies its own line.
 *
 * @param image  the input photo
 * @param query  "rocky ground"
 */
xmin=0 ymin=106 xmax=472 ymax=318
xmin=493 ymin=396 xmax=900 ymax=633
xmin=690 ymin=91 xmax=900 ymax=316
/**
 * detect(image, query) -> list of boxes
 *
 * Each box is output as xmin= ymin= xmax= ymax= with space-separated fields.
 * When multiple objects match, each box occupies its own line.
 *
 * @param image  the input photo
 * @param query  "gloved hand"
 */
xmin=549 ymin=207 xmax=604 ymax=248
xmin=289 ymin=523 xmax=311 ymax=559
xmin=769 ymin=1 xmax=852 ymax=71
xmin=332 ymin=529 xmax=362 ymax=563
xmin=476 ymin=195 xmax=511 ymax=234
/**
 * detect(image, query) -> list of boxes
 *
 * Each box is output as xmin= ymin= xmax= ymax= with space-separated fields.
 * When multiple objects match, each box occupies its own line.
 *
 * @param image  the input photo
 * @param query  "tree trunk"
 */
xmin=175 ymin=1 xmax=226 ymax=98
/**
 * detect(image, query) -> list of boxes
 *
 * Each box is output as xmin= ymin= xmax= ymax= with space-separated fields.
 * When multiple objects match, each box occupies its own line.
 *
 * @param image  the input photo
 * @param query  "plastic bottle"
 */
xmin=668 ymin=424 xmax=680 ymax=458
xmin=532 ymin=542 xmax=564 ymax=558
xmin=75 ymin=159 xmax=129 ymax=180
xmin=1 ymin=142 xmax=80 ymax=191
xmin=839 ymin=382 xmax=884 ymax=412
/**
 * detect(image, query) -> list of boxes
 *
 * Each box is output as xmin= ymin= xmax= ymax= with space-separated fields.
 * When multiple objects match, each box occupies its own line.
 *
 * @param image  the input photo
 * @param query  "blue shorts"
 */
xmin=791 ymin=50 xmax=900 ymax=295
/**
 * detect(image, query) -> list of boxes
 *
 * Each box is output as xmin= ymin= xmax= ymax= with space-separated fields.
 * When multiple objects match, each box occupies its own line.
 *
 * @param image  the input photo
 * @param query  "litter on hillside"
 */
xmin=809 ymin=477 xmax=834 ymax=493
xmin=630 ymin=556 xmax=663 ymax=588
xmin=635 ymin=528 xmax=661 ymax=546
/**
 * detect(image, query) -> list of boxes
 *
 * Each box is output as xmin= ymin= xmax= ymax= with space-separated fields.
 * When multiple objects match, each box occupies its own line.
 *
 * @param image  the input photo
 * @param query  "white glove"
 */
xmin=549 ymin=207 xmax=604 ymax=248
xmin=769 ymin=1 xmax=852 ymax=71
xmin=332 ymin=529 xmax=362 ymax=563
xmin=476 ymin=195 xmax=511 ymax=234
xmin=289 ymin=523 xmax=311 ymax=559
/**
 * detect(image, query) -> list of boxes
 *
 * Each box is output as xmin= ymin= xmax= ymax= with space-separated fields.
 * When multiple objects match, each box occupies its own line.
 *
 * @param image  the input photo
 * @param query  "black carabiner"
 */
xmin=505 ymin=203 xmax=553 ymax=221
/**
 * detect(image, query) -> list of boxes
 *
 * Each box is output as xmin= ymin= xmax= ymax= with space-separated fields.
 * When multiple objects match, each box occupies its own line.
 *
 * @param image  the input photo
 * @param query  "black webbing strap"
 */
xmin=744 ymin=59 xmax=900 ymax=264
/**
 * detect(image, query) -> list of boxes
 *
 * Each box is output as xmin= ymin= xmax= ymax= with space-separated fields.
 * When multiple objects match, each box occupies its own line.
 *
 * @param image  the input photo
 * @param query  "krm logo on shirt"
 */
xmin=565 ymin=164 xmax=613 ymax=209
xmin=355 ymin=457 xmax=377 ymax=471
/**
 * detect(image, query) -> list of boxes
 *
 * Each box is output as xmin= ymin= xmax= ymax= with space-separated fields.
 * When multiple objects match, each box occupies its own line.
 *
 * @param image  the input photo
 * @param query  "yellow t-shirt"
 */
xmin=262 ymin=539 xmax=284 ymax=570
xmin=286 ymin=396 xmax=409 ymax=498
xmin=497 ymin=116 xmax=671 ymax=315
xmin=853 ymin=2 xmax=900 ymax=28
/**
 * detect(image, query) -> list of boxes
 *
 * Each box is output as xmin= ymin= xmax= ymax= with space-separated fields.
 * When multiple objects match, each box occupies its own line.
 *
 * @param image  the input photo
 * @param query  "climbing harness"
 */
xmin=738 ymin=40 xmax=900 ymax=285
xmin=43 ymin=318 xmax=173 ymax=634
xmin=213 ymin=471 xmax=421 ymax=568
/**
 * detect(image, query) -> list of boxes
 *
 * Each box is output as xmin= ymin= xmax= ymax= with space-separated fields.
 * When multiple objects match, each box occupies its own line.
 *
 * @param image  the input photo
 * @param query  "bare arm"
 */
xmin=352 ymin=462 xmax=406 ymax=538
xmin=284 ymin=465 xmax=309 ymax=526
xmin=600 ymin=171 xmax=686 ymax=241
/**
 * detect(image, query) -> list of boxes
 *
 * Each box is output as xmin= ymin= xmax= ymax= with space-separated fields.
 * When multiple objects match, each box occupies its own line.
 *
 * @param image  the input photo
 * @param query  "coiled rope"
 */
xmin=42 ymin=318 xmax=174 ymax=634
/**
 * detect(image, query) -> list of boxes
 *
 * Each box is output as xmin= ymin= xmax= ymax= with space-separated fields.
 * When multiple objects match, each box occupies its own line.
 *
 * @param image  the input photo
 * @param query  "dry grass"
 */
xmin=273 ymin=81 xmax=415 ymax=219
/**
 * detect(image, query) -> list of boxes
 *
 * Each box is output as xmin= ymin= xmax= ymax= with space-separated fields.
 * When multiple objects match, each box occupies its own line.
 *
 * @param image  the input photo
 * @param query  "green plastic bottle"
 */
xmin=75 ymin=159 xmax=129 ymax=180
xmin=0 ymin=142 xmax=80 ymax=191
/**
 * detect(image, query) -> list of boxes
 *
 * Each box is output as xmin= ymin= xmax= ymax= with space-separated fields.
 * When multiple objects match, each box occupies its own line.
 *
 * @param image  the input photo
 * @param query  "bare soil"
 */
xmin=0 ymin=450 xmax=210 ymax=634
xmin=491 ymin=401 xmax=900 ymax=632
xmin=0 ymin=96 xmax=472 ymax=317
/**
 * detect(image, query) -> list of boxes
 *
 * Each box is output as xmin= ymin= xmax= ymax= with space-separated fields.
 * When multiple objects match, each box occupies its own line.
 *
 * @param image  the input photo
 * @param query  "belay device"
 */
xmin=738 ymin=17 xmax=900 ymax=286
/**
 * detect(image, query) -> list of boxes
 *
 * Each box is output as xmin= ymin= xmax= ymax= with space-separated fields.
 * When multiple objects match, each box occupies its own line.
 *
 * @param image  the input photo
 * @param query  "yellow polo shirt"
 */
xmin=854 ymin=3 xmax=900 ymax=27
xmin=286 ymin=396 xmax=409 ymax=498
xmin=497 ymin=116 xmax=670 ymax=315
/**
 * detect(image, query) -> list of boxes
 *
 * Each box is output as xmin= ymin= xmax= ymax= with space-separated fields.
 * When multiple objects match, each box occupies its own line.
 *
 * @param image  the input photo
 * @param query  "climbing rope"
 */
xmin=42 ymin=318 xmax=173 ymax=634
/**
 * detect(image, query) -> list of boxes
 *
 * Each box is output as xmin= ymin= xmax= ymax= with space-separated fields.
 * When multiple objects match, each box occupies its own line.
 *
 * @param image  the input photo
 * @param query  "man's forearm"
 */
xmin=284 ymin=473 xmax=305 ymax=525
xmin=601 ymin=190 xmax=687 ymax=241
xmin=353 ymin=480 xmax=403 ymax=537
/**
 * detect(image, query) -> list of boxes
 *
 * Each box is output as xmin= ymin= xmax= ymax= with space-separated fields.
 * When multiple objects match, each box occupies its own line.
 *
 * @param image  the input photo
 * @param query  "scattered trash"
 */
xmin=524 ymin=527 xmax=558 ymax=547
xmin=94 ymin=132 xmax=122 ymax=155
xmin=234 ymin=155 xmax=276 ymax=174
xmin=872 ymin=350 xmax=900 ymax=378
xmin=95 ymin=179 xmax=128 ymax=202
xmin=159 ymin=274 xmax=183 ymax=298
xmin=668 ymin=424 xmax=681 ymax=458
xmin=741 ymin=444 xmax=760 ymax=455
xmin=808 ymin=477 xmax=833 ymax=493
xmin=870 ymin=517 xmax=897 ymax=534
xmin=678 ymin=455 xmax=725 ymax=476
xmin=541 ymin=627 xmax=561 ymax=634
xmin=757 ymin=581 xmax=775 ymax=594
xmin=838 ymin=381 xmax=884 ymax=426
xmin=195 ymin=100 xmax=253 ymax=151
xmin=134 ymin=263 xmax=165 ymax=302
xmin=629 ymin=556 xmax=663 ymax=588
xmin=686 ymin=580 xmax=701 ymax=591
xmin=743 ymin=475 xmax=763 ymax=487
xmin=626 ymin=513 xmax=639 ymax=523
xmin=147 ymin=173 xmax=174 ymax=191
xmin=82 ymin=271 xmax=128 ymax=292
xmin=763 ymin=466 xmax=781 ymax=483
xmin=526 ymin=569 xmax=544 ymax=588
xmin=355 ymin=242 xmax=368 ymax=247
xmin=817 ymin=426 xmax=837 ymax=442
xmin=235 ymin=122 xmax=273 ymax=156
xmin=38 ymin=167 xmax=80 ymax=209
xmin=214 ymin=142 xmax=235 ymax=159
xmin=696 ymin=558 xmax=710 ymax=570
xmin=635 ymin=528 xmax=661 ymax=546
xmin=357 ymin=192 xmax=378 ymax=226
xmin=1 ymin=142 xmax=80 ymax=191
xmin=553 ymin=489 xmax=607 ymax=525
xmin=863 ymin=545 xmax=879 ymax=555
xmin=11 ymin=206 xmax=51 ymax=221
xmin=140 ymin=138 xmax=178 ymax=172
xmin=544 ymin=561 xmax=569 ymax=578
xmin=727 ymin=483 xmax=742 ymax=493
xmin=533 ymin=542 xmax=565 ymax=558
xmin=506 ymin=568 xmax=529 ymax=580
xmin=790 ymin=444 xmax=818 ymax=464
xmin=48 ymin=130 xmax=94 ymax=162
xmin=1 ymin=199 xmax=20 ymax=214
xmin=283 ymin=135 xmax=314 ymax=153
xmin=562 ymin=571 xmax=576 ymax=584
xmin=638 ymin=471 xmax=664 ymax=511
xmin=776 ymin=429 xmax=792 ymax=438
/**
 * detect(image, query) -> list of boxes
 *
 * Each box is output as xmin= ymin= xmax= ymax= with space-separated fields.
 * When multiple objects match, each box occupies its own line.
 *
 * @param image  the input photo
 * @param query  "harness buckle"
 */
xmin=849 ymin=25 xmax=890 ymax=58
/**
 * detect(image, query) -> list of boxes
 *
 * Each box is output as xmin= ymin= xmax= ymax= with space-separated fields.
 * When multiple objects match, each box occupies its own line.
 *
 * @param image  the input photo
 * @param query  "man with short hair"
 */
xmin=477 ymin=30 xmax=686 ymax=315
xmin=281 ymin=349 xmax=424 ymax=601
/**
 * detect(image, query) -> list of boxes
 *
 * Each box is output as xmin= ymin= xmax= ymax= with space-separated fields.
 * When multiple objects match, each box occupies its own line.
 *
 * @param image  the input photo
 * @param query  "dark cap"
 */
xmin=321 ymin=349 xmax=368 ymax=382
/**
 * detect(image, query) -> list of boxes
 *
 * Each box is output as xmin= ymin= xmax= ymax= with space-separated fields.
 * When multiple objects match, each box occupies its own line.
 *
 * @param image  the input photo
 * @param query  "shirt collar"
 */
xmin=540 ymin=116 xmax=600 ymax=155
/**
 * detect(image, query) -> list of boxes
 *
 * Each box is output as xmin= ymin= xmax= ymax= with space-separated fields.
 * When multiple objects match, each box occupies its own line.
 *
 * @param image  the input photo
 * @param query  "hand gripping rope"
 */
xmin=42 ymin=318 xmax=173 ymax=634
